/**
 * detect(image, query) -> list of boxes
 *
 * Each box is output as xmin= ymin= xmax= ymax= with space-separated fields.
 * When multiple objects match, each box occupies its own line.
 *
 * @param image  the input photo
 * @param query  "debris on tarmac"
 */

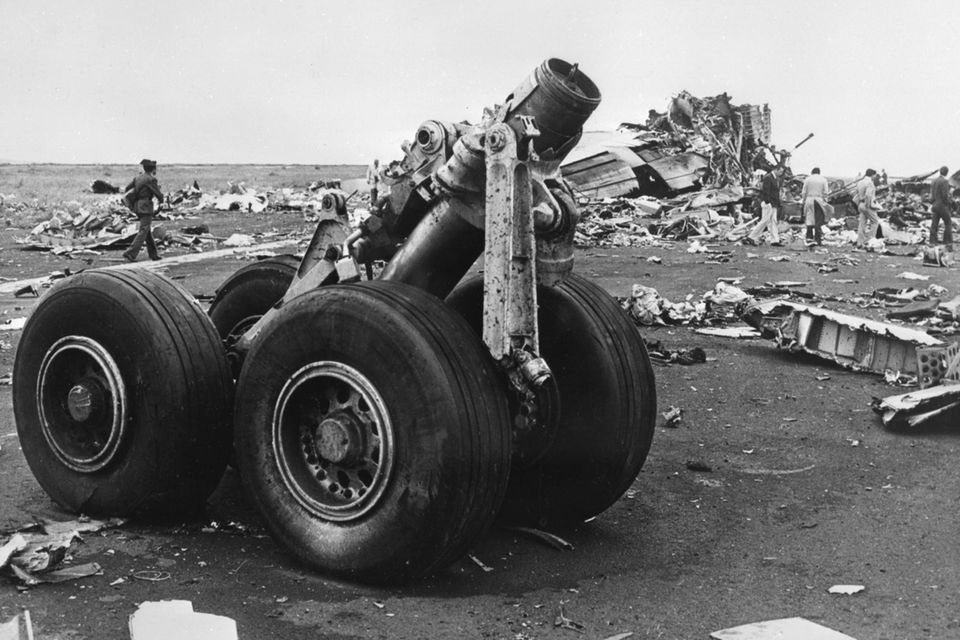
xmin=897 ymin=271 xmax=929 ymax=281
xmin=129 ymin=600 xmax=238 ymax=640
xmin=132 ymin=570 xmax=172 ymax=582
xmin=0 ymin=610 xmax=33 ymax=640
xmin=660 ymin=406 xmax=683 ymax=428
xmin=0 ymin=318 xmax=26 ymax=331
xmin=553 ymin=603 xmax=585 ymax=633
xmin=685 ymin=460 xmax=713 ymax=472
xmin=828 ymin=584 xmax=866 ymax=595
xmin=468 ymin=555 xmax=494 ymax=573
xmin=504 ymin=526 xmax=575 ymax=551
xmin=0 ymin=517 xmax=123 ymax=585
xmin=223 ymin=233 xmax=255 ymax=247
xmin=711 ymin=616 xmax=857 ymax=639
xmin=647 ymin=343 xmax=707 ymax=366
xmin=8 ymin=561 xmax=101 ymax=586
xmin=695 ymin=326 xmax=760 ymax=338
xmin=923 ymin=245 xmax=954 ymax=267
xmin=885 ymin=298 xmax=940 ymax=321
xmin=741 ymin=299 xmax=943 ymax=377
xmin=883 ymin=370 xmax=918 ymax=387
xmin=622 ymin=283 xmax=753 ymax=328
xmin=13 ymin=284 xmax=38 ymax=297
xmin=872 ymin=384 xmax=960 ymax=429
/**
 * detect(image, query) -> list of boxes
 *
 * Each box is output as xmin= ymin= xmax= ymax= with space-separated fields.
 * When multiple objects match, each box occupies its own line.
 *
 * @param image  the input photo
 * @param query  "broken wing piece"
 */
xmin=872 ymin=383 xmax=960 ymax=429
xmin=741 ymin=300 xmax=942 ymax=376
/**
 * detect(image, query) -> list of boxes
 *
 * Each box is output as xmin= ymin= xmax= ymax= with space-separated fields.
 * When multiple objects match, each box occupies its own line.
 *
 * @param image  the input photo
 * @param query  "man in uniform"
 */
xmin=929 ymin=166 xmax=954 ymax=250
xmin=855 ymin=169 xmax=880 ymax=248
xmin=122 ymin=158 xmax=163 ymax=262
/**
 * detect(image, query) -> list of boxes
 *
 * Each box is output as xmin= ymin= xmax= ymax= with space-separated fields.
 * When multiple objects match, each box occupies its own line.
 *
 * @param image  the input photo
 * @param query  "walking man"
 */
xmin=122 ymin=158 xmax=163 ymax=262
xmin=801 ymin=167 xmax=830 ymax=248
xmin=855 ymin=169 xmax=880 ymax=248
xmin=744 ymin=165 xmax=784 ymax=246
xmin=367 ymin=158 xmax=381 ymax=204
xmin=929 ymin=166 xmax=954 ymax=250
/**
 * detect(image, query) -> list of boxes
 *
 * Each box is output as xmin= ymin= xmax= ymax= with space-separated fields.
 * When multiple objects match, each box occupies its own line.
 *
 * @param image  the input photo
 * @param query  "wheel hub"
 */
xmin=37 ymin=336 xmax=127 ymax=473
xmin=273 ymin=361 xmax=394 ymax=522
xmin=66 ymin=378 xmax=105 ymax=423
xmin=314 ymin=412 xmax=364 ymax=464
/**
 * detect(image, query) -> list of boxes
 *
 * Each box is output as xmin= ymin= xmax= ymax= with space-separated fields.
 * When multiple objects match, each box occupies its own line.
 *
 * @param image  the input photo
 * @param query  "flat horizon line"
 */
xmin=0 ymin=161 xmax=367 ymax=166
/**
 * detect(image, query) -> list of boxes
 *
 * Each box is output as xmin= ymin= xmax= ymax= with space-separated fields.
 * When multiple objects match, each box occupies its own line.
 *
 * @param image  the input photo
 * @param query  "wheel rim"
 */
xmin=36 ymin=336 xmax=127 ymax=473
xmin=272 ymin=361 xmax=394 ymax=521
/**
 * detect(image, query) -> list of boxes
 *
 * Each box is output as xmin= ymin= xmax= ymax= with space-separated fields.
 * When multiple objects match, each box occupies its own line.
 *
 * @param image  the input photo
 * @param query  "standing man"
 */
xmin=801 ymin=167 xmax=830 ymax=248
xmin=855 ymin=169 xmax=880 ymax=248
xmin=929 ymin=166 xmax=954 ymax=250
xmin=367 ymin=158 xmax=381 ymax=204
xmin=744 ymin=165 xmax=784 ymax=246
xmin=122 ymin=158 xmax=163 ymax=262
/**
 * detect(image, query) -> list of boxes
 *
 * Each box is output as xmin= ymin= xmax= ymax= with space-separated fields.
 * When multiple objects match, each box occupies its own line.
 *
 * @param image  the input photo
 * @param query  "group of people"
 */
xmin=743 ymin=164 xmax=954 ymax=252
xmin=121 ymin=155 xmax=953 ymax=263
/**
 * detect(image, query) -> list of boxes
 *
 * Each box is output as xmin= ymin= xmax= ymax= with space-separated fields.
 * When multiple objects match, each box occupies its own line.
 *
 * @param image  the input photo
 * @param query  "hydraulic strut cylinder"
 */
xmin=503 ymin=58 xmax=601 ymax=159
xmin=378 ymin=59 xmax=600 ymax=299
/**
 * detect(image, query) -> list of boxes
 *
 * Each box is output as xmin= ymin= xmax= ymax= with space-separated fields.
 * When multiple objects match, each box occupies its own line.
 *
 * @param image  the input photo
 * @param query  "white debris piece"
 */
xmin=711 ymin=617 xmax=857 ymax=639
xmin=0 ymin=318 xmax=27 ymax=332
xmin=223 ymin=234 xmax=255 ymax=247
xmin=129 ymin=600 xmax=238 ymax=640
xmin=828 ymin=584 xmax=865 ymax=595
xmin=695 ymin=327 xmax=761 ymax=339
xmin=0 ymin=611 xmax=33 ymax=640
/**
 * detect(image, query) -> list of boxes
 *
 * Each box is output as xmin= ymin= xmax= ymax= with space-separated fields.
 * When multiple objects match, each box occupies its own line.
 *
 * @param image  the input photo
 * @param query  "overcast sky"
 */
xmin=2 ymin=0 xmax=958 ymax=176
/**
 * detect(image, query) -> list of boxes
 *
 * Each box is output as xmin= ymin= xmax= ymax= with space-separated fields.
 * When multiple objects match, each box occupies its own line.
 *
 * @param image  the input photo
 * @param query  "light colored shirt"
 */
xmin=367 ymin=164 xmax=380 ymax=186
xmin=801 ymin=174 xmax=830 ymax=201
xmin=856 ymin=178 xmax=876 ymax=210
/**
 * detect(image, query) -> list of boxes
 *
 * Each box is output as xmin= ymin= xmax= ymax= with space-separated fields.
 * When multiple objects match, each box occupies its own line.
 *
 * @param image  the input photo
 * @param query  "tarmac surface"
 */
xmin=1 ymin=237 xmax=959 ymax=639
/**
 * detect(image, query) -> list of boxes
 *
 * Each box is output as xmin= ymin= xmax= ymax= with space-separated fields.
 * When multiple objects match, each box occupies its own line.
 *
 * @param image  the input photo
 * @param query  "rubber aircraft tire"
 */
xmin=446 ymin=273 xmax=657 ymax=527
xmin=12 ymin=268 xmax=233 ymax=518
xmin=233 ymin=281 xmax=511 ymax=583
xmin=208 ymin=254 xmax=300 ymax=343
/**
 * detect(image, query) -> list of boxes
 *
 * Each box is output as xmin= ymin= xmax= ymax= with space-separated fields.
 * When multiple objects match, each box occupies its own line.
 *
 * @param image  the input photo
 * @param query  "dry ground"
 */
xmin=0 ymin=165 xmax=959 ymax=640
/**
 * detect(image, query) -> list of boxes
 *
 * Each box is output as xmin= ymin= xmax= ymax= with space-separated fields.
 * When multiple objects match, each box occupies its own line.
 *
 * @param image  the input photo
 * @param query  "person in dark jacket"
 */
xmin=744 ymin=165 xmax=784 ymax=246
xmin=122 ymin=159 xmax=163 ymax=262
xmin=929 ymin=166 xmax=954 ymax=250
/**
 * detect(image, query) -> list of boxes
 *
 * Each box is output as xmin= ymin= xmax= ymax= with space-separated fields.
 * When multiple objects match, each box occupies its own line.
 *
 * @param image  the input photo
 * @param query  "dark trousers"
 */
xmin=370 ymin=187 xmax=378 ymax=203
xmin=930 ymin=203 xmax=953 ymax=246
xmin=124 ymin=215 xmax=158 ymax=260
xmin=805 ymin=202 xmax=824 ymax=245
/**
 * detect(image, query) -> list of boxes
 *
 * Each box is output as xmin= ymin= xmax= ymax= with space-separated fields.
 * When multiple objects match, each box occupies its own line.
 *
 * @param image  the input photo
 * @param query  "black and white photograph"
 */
xmin=1 ymin=1 xmax=959 ymax=638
